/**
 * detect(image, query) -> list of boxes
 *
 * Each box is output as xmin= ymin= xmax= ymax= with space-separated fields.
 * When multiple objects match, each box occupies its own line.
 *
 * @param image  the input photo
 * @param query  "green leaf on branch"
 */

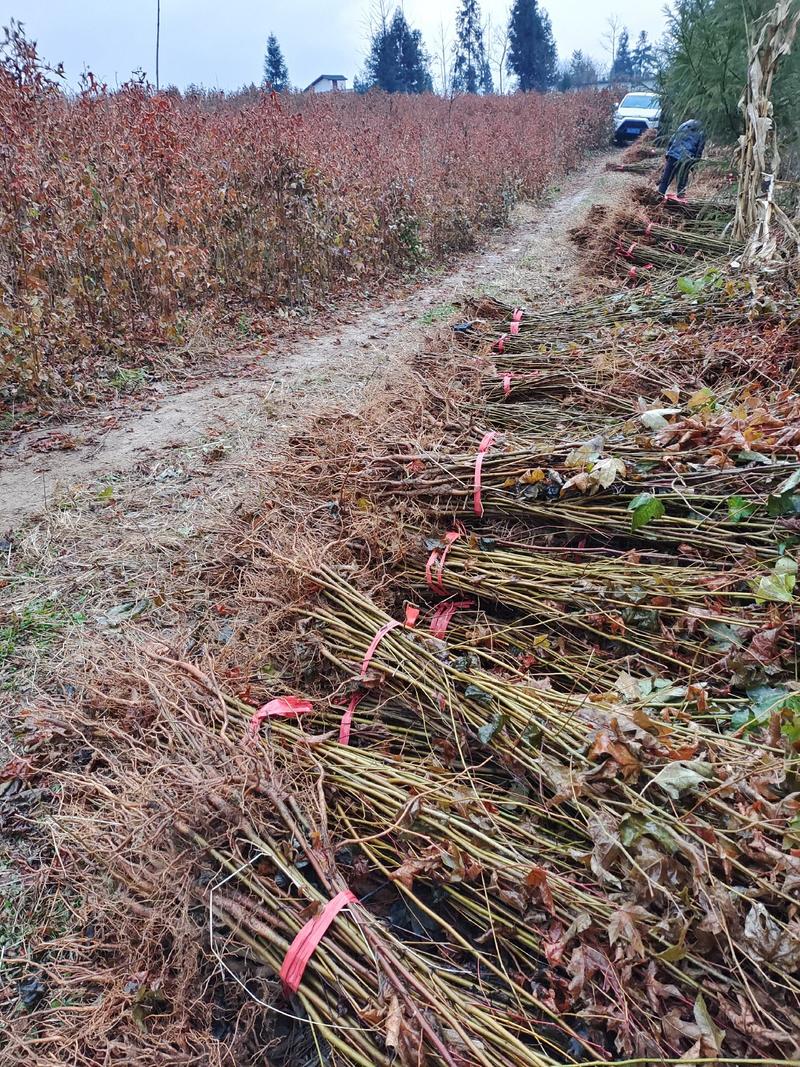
xmin=727 ymin=495 xmax=756 ymax=522
xmin=677 ymin=275 xmax=703 ymax=296
xmin=465 ymin=684 xmax=494 ymax=707
xmin=627 ymin=492 xmax=665 ymax=533
xmin=767 ymin=493 xmax=800 ymax=517
xmin=731 ymin=686 xmax=800 ymax=734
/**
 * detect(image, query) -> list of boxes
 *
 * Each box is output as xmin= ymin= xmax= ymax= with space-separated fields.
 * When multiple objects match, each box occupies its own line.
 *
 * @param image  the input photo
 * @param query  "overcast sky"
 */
xmin=1 ymin=1 xmax=668 ymax=92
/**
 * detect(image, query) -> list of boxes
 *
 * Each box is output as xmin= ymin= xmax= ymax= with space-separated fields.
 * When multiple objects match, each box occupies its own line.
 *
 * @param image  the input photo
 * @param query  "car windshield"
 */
xmin=621 ymin=94 xmax=659 ymax=109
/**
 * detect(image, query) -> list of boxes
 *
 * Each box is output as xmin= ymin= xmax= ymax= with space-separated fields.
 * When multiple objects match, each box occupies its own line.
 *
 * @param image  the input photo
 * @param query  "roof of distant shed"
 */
xmin=304 ymin=74 xmax=348 ymax=90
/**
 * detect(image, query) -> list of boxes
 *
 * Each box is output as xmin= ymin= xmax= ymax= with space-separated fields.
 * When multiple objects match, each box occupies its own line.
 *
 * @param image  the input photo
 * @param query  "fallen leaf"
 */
xmin=525 ymin=865 xmax=555 ymax=914
xmin=743 ymin=902 xmax=800 ymax=969
xmin=693 ymin=992 xmax=725 ymax=1055
xmin=650 ymin=760 xmax=714 ymax=799
xmin=608 ymin=904 xmax=649 ymax=956
xmin=385 ymin=995 xmax=402 ymax=1052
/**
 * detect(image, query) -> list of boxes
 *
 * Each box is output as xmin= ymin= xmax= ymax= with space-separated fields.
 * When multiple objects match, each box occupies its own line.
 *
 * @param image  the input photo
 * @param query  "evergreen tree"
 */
xmin=398 ymin=11 xmax=434 ymax=93
xmin=362 ymin=8 xmax=433 ymax=93
xmin=452 ymin=0 xmax=492 ymax=93
xmin=661 ymin=0 xmax=800 ymax=140
xmin=558 ymin=48 xmax=600 ymax=90
xmin=481 ymin=56 xmax=494 ymax=93
xmin=263 ymin=33 xmax=289 ymax=90
xmin=610 ymin=27 xmax=633 ymax=80
xmin=507 ymin=0 xmax=557 ymax=92
xmin=631 ymin=30 xmax=655 ymax=82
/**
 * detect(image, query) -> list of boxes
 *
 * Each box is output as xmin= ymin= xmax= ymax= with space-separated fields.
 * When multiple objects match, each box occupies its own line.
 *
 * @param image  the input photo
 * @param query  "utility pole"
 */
xmin=155 ymin=0 xmax=161 ymax=90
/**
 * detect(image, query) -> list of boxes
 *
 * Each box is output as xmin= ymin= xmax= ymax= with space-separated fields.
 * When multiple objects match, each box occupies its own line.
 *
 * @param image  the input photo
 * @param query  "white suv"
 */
xmin=613 ymin=92 xmax=662 ymax=144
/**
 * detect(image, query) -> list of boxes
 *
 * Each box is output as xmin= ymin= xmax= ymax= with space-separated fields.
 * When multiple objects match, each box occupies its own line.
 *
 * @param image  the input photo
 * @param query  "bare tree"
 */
xmin=435 ymin=18 xmax=454 ymax=96
xmin=155 ymin=0 xmax=161 ymax=90
xmin=601 ymin=14 xmax=621 ymax=74
xmin=488 ymin=19 xmax=510 ymax=94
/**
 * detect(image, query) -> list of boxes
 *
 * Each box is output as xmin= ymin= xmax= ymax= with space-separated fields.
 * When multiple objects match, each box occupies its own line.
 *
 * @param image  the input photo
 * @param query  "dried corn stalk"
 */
xmin=733 ymin=0 xmax=800 ymax=258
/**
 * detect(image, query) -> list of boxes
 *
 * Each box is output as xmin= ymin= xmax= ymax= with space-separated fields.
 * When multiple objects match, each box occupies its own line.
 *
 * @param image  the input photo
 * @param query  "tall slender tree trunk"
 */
xmin=156 ymin=0 xmax=161 ymax=91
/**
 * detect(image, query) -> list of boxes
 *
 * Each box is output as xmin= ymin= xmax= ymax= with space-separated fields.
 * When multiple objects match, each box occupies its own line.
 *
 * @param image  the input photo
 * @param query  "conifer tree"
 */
xmin=631 ymin=31 xmax=655 ymax=81
xmin=362 ymin=8 xmax=433 ymax=93
xmin=263 ymin=34 xmax=289 ymax=90
xmin=453 ymin=0 xmax=492 ymax=93
xmin=610 ymin=27 xmax=633 ymax=80
xmin=507 ymin=0 xmax=557 ymax=92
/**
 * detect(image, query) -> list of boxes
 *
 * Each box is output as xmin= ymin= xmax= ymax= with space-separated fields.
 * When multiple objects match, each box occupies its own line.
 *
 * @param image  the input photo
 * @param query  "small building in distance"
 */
xmin=304 ymin=74 xmax=348 ymax=93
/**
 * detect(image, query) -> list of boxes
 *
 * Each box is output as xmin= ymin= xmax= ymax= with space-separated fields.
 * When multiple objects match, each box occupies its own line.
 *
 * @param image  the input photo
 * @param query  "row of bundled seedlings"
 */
xmin=569 ymin=181 xmax=744 ymax=285
xmin=75 ymin=184 xmax=800 ymax=1065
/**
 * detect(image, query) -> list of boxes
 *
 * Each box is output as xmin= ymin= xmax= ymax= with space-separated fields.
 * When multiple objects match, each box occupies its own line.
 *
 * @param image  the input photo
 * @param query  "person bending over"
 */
xmin=658 ymin=119 xmax=705 ymax=199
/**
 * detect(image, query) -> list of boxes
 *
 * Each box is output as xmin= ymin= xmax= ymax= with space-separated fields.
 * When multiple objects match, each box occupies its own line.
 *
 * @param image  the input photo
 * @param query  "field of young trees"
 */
xmin=0 ymin=25 xmax=611 ymax=403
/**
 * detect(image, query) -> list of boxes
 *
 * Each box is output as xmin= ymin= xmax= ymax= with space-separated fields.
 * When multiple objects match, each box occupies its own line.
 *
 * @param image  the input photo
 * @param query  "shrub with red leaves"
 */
xmin=0 ymin=27 xmax=611 ymax=399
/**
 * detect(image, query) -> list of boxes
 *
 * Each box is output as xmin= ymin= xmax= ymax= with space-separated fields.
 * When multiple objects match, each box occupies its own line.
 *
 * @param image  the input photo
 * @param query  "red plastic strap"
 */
xmin=425 ymin=531 xmax=460 ymax=595
xmin=495 ymin=333 xmax=507 ymax=353
xmin=623 ymin=241 xmax=637 ymax=259
xmin=628 ymin=266 xmax=638 ymax=280
xmin=360 ymin=620 xmax=402 ymax=676
xmin=430 ymin=599 xmax=474 ymax=639
xmin=280 ymin=889 xmax=358 ymax=994
xmin=644 ymin=221 xmax=654 ymax=236
xmin=509 ymin=308 xmax=523 ymax=335
xmin=502 ymin=372 xmax=513 ymax=397
xmin=248 ymin=696 xmax=313 ymax=737
xmin=473 ymin=431 xmax=497 ymax=517
xmin=338 ymin=692 xmax=363 ymax=745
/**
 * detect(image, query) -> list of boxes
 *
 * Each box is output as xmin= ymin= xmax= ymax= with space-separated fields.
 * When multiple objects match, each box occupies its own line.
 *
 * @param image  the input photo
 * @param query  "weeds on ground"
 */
xmin=107 ymin=367 xmax=149 ymax=392
xmin=419 ymin=302 xmax=457 ymax=325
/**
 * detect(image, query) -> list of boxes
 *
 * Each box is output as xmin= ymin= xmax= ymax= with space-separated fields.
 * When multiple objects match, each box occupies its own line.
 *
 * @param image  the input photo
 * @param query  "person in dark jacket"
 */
xmin=658 ymin=119 xmax=705 ymax=198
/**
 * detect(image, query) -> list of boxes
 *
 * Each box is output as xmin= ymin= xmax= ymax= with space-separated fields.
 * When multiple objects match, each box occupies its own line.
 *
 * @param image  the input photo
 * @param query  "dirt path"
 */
xmin=0 ymin=152 xmax=632 ymax=531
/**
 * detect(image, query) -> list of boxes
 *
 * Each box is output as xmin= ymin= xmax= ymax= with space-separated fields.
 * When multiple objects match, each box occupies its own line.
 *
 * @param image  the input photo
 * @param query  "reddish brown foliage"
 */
xmin=0 ymin=28 xmax=611 ymax=399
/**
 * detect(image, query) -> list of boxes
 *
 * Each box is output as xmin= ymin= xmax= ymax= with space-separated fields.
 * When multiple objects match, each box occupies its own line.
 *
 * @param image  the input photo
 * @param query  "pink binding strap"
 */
xmin=473 ymin=431 xmax=497 ymax=517
xmin=425 ymin=531 xmax=460 ymax=595
xmin=509 ymin=308 xmax=523 ymax=335
xmin=495 ymin=333 xmax=507 ymax=353
xmin=248 ymin=696 xmax=313 ymax=737
xmin=644 ymin=221 xmax=654 ymax=236
xmin=502 ymin=372 xmax=513 ymax=397
xmin=360 ymin=606 xmax=417 ymax=675
xmin=341 ymin=608 xmax=418 ymax=744
xmin=360 ymin=620 xmax=402 ymax=676
xmin=338 ymin=692 xmax=363 ymax=745
xmin=280 ymin=890 xmax=358 ymax=994
xmin=430 ymin=599 xmax=474 ymax=639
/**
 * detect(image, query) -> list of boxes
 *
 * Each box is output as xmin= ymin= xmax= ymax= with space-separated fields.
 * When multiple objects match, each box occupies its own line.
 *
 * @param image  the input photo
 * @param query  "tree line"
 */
xmin=263 ymin=0 xmax=658 ymax=97
xmin=263 ymin=0 xmax=800 ymax=150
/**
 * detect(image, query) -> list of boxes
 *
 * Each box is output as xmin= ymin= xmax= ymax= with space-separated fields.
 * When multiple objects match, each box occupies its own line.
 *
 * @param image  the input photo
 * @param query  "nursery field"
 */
xmin=0 ymin=29 xmax=610 ymax=402
xmin=1 ymin=49 xmax=800 ymax=1067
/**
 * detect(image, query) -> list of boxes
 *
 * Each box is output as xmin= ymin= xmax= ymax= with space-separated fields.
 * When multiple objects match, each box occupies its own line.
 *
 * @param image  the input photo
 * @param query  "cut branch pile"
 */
xmin=156 ymin=182 xmax=800 ymax=1064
